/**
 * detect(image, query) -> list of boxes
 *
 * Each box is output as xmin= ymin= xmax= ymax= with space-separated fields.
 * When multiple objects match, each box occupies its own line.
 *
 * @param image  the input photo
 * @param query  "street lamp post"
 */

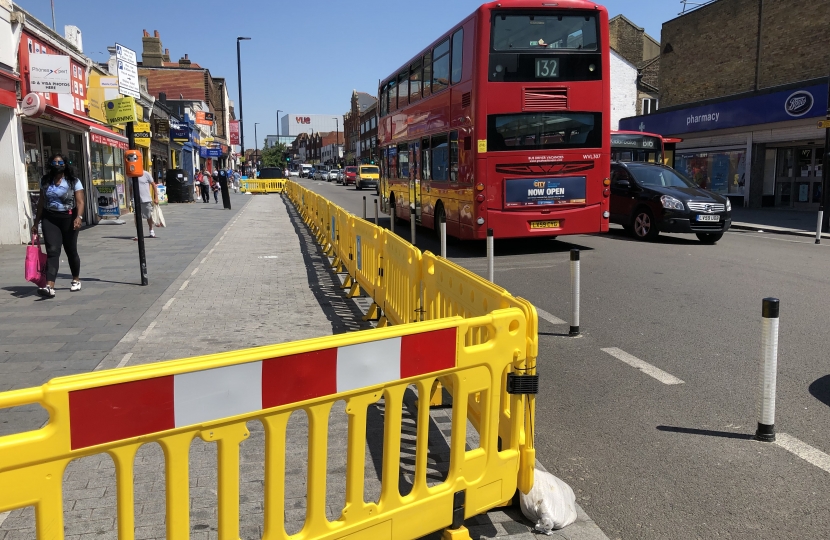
xmin=333 ymin=117 xmax=340 ymax=166
xmin=236 ymin=37 xmax=251 ymax=174
xmin=254 ymin=122 xmax=260 ymax=176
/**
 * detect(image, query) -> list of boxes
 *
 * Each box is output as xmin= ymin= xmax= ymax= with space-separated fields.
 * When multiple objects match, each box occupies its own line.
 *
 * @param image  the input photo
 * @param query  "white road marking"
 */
xmin=775 ymin=433 xmax=830 ymax=475
xmin=138 ymin=321 xmax=157 ymax=341
xmin=201 ymin=257 xmax=208 ymax=264
xmin=209 ymin=248 xmax=215 ymax=254
xmin=179 ymin=280 xmax=189 ymax=291
xmin=116 ymin=353 xmax=132 ymax=369
xmin=191 ymin=267 xmax=199 ymax=276
xmin=162 ymin=298 xmax=176 ymax=310
xmin=601 ymin=347 xmax=685 ymax=385
xmin=536 ymin=307 xmax=567 ymax=325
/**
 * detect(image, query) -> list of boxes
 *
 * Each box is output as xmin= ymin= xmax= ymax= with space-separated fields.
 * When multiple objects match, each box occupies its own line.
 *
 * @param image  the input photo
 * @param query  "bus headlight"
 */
xmin=476 ymin=217 xmax=485 ymax=225
xmin=603 ymin=211 xmax=610 ymax=219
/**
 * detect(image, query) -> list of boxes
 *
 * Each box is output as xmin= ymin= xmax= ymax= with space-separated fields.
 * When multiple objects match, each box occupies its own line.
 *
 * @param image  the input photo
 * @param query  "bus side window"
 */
xmin=422 ymin=51 xmax=432 ymax=98
xmin=432 ymin=133 xmax=449 ymax=181
xmin=432 ymin=39 xmax=450 ymax=93
xmin=422 ymin=137 xmax=431 ymax=181
xmin=451 ymin=29 xmax=463 ymax=84
xmin=450 ymin=131 xmax=459 ymax=182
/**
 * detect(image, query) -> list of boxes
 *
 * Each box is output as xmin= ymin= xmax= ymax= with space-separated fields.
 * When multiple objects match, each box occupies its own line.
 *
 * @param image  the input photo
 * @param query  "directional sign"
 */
xmin=114 ymin=43 xmax=140 ymax=99
xmin=115 ymin=43 xmax=137 ymax=65
xmin=818 ymin=119 xmax=830 ymax=129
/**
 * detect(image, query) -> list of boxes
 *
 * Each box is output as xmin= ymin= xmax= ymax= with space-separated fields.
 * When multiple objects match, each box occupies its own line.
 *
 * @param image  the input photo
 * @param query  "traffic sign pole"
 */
xmin=127 ymin=122 xmax=149 ymax=286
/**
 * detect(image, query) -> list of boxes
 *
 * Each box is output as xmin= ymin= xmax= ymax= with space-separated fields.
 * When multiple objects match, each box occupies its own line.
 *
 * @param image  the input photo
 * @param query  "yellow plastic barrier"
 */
xmin=283 ymin=181 xmax=537 ymax=495
xmin=0 ymin=312 xmax=528 ymax=540
xmin=240 ymin=179 xmax=286 ymax=193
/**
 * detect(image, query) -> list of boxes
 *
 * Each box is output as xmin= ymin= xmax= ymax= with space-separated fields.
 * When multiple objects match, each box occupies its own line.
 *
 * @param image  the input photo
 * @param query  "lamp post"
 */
xmin=333 ymin=117 xmax=340 ymax=166
xmin=276 ymin=109 xmax=283 ymax=141
xmin=236 ymin=37 xmax=251 ymax=174
xmin=254 ymin=122 xmax=260 ymax=176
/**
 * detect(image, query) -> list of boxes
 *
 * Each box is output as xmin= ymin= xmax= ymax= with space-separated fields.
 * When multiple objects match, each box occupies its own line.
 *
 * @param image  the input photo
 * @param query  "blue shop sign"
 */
xmin=200 ymin=147 xmax=222 ymax=158
xmin=620 ymin=83 xmax=828 ymax=135
xmin=170 ymin=128 xmax=189 ymax=141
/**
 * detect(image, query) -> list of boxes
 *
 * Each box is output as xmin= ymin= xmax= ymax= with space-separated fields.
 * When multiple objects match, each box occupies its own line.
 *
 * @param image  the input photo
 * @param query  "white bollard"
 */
xmin=486 ymin=228 xmax=494 ymax=283
xmin=440 ymin=213 xmax=447 ymax=259
xmin=755 ymin=297 xmax=780 ymax=442
xmin=374 ymin=199 xmax=379 ymax=226
xmin=816 ymin=210 xmax=823 ymax=245
xmin=570 ymin=249 xmax=580 ymax=336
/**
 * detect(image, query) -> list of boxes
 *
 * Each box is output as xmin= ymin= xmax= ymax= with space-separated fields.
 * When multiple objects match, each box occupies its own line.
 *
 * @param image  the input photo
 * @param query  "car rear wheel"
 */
xmin=356 ymin=180 xmax=362 ymax=190
xmin=632 ymin=208 xmax=659 ymax=241
xmin=696 ymin=232 xmax=723 ymax=244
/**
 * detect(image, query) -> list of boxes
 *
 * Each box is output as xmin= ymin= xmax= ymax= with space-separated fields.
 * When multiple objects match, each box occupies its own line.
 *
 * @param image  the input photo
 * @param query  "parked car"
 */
xmin=258 ymin=167 xmax=284 ymax=179
xmin=609 ymin=161 xmax=732 ymax=243
xmin=343 ymin=166 xmax=358 ymax=186
xmin=355 ymin=165 xmax=380 ymax=191
xmin=327 ymin=169 xmax=340 ymax=182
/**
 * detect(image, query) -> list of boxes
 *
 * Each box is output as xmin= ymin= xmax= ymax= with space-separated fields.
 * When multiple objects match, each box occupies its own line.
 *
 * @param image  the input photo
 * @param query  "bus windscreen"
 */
xmin=492 ymin=13 xmax=598 ymax=51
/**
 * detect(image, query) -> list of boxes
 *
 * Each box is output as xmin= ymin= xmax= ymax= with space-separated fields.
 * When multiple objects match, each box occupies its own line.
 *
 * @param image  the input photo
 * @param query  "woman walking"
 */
xmin=211 ymin=170 xmax=220 ymax=203
xmin=32 ymin=154 xmax=84 ymax=298
xmin=201 ymin=170 xmax=211 ymax=203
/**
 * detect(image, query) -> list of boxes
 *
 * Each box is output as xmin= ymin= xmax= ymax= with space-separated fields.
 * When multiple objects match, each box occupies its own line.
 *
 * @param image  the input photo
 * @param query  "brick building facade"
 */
xmin=343 ymin=90 xmax=377 ymax=165
xmin=609 ymin=15 xmax=660 ymax=115
xmin=621 ymin=0 xmax=830 ymax=210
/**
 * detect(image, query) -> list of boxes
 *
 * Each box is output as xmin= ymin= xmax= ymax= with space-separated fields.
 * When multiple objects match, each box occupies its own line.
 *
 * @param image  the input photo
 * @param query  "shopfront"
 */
xmin=620 ymin=79 xmax=829 ymax=209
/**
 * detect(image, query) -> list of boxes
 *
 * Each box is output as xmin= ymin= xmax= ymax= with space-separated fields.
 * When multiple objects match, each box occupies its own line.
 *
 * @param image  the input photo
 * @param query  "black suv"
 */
xmin=610 ymin=162 xmax=732 ymax=243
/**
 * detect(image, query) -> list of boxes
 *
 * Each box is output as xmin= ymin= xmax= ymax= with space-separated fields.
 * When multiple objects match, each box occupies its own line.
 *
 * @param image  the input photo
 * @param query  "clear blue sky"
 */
xmin=18 ymin=0 xmax=683 ymax=145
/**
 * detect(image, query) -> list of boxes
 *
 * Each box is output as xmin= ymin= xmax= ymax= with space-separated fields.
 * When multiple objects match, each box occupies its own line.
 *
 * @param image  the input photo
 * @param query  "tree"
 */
xmin=260 ymin=142 xmax=287 ymax=168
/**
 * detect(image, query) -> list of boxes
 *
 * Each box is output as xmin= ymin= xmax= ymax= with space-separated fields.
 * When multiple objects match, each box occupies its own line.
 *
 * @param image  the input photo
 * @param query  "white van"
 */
xmin=300 ymin=164 xmax=313 ymax=178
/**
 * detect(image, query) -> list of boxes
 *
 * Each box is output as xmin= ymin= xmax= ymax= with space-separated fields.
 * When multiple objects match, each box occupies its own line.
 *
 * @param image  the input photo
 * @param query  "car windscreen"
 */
xmin=492 ymin=12 xmax=598 ymax=51
xmin=360 ymin=167 xmax=380 ymax=174
xmin=346 ymin=167 xmax=358 ymax=173
xmin=628 ymin=165 xmax=697 ymax=188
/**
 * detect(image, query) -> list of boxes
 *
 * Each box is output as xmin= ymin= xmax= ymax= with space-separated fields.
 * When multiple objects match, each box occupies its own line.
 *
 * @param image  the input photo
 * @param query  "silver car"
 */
xmin=327 ymin=169 xmax=340 ymax=182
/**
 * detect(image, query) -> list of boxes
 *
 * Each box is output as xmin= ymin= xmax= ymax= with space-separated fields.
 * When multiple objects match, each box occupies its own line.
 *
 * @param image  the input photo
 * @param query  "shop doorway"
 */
xmin=774 ymin=147 xmax=824 ymax=208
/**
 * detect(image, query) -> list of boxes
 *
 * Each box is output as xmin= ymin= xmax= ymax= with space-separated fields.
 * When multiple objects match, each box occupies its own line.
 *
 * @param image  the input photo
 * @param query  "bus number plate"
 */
xmin=530 ymin=220 xmax=560 ymax=229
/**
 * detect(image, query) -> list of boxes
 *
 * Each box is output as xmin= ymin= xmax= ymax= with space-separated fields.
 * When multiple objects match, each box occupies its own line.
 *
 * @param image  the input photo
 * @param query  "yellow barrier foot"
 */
xmin=376 ymin=316 xmax=388 ymax=328
xmin=347 ymin=282 xmax=361 ymax=298
xmin=341 ymin=275 xmax=353 ymax=289
xmin=441 ymin=526 xmax=471 ymax=540
xmin=430 ymin=380 xmax=444 ymax=407
xmin=362 ymin=303 xmax=380 ymax=321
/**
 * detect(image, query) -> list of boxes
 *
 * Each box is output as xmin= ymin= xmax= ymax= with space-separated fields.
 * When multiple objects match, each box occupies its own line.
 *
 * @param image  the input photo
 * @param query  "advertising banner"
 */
xmin=29 ymin=54 xmax=71 ymax=94
xmin=229 ymin=120 xmax=240 ymax=145
xmin=505 ymin=177 xmax=587 ymax=207
xmin=171 ymin=128 xmax=189 ymax=142
xmin=134 ymin=122 xmax=151 ymax=147
xmin=95 ymin=185 xmax=120 ymax=217
xmin=195 ymin=111 xmax=214 ymax=125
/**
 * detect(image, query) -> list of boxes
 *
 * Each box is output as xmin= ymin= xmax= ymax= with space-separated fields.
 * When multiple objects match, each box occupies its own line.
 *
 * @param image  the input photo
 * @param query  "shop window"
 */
xmin=432 ymin=39 xmax=450 ymax=93
xmin=675 ymin=149 xmax=746 ymax=195
xmin=451 ymin=29 xmax=464 ymax=84
xmin=23 ymin=123 xmax=41 ymax=190
xmin=763 ymin=149 xmax=776 ymax=195
xmin=777 ymin=148 xmax=794 ymax=177
xmin=642 ymin=98 xmax=658 ymax=115
xmin=796 ymin=148 xmax=813 ymax=178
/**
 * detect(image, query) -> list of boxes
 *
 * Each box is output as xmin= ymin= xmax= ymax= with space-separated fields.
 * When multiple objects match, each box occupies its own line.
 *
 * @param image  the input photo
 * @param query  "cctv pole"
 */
xmin=127 ymin=121 xmax=148 ymax=286
xmin=821 ymin=72 xmax=830 ymax=233
xmin=236 ymin=37 xmax=251 ymax=175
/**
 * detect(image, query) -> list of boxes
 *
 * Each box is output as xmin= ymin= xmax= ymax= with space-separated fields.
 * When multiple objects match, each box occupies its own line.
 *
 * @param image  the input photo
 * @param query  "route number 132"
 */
xmin=535 ymin=58 xmax=559 ymax=78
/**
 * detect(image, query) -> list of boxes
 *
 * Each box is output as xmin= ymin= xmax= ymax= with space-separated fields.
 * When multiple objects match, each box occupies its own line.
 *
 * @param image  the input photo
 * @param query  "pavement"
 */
xmin=300 ymin=178 xmax=830 ymax=539
xmin=0 ymin=190 xmax=605 ymax=540
xmin=731 ymin=206 xmax=830 ymax=239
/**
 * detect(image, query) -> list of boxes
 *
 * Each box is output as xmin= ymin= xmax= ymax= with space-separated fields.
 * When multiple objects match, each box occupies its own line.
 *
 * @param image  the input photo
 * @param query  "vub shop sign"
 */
xmin=620 ymin=83 xmax=828 ymax=135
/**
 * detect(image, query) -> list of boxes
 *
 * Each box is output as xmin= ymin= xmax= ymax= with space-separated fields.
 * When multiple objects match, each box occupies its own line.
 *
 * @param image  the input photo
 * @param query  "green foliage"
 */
xmin=260 ymin=142 xmax=287 ymax=168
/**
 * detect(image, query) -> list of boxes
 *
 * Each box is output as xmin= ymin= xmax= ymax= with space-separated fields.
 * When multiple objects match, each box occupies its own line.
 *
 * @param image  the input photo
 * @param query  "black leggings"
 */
xmin=201 ymin=184 xmax=210 ymax=203
xmin=41 ymin=211 xmax=80 ymax=282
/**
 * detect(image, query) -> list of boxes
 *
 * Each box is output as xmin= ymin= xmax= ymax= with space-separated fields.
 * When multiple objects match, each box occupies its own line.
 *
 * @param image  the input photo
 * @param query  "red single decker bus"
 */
xmin=378 ymin=0 xmax=611 ymax=240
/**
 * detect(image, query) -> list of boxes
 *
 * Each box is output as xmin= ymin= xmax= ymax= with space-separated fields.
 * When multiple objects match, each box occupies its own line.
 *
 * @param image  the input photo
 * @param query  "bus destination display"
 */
xmin=535 ymin=58 xmax=559 ymax=78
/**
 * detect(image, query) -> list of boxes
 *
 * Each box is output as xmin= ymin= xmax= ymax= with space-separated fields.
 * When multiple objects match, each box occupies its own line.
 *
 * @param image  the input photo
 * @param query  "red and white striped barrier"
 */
xmin=68 ymin=328 xmax=457 ymax=449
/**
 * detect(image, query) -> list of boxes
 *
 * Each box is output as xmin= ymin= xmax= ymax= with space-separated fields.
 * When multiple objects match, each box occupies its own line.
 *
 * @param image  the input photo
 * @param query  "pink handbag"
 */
xmin=25 ymin=233 xmax=47 ymax=288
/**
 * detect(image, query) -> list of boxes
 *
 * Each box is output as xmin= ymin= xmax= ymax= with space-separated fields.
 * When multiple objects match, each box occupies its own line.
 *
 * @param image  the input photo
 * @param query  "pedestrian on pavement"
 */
xmin=32 ymin=153 xmax=84 ymax=298
xmin=201 ymin=170 xmax=210 ymax=203
xmin=211 ymin=171 xmax=221 ymax=203
xmin=134 ymin=169 xmax=159 ymax=240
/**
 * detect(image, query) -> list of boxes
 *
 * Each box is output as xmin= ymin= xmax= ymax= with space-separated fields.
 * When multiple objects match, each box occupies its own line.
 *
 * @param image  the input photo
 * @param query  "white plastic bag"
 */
xmin=519 ymin=469 xmax=578 ymax=535
xmin=151 ymin=203 xmax=166 ymax=228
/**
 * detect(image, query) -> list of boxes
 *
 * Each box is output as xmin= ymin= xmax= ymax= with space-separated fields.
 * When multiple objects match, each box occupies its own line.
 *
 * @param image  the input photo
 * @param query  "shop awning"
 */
xmin=47 ymin=107 xmax=129 ymax=148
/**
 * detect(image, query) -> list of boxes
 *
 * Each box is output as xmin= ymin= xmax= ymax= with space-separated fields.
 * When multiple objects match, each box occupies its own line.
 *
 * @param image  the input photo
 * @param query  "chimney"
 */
xmin=178 ymin=53 xmax=191 ymax=68
xmin=141 ymin=29 xmax=164 ymax=67
xmin=163 ymin=48 xmax=170 ymax=62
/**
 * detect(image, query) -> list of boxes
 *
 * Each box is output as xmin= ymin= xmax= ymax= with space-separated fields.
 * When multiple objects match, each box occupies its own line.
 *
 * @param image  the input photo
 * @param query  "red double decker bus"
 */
xmin=378 ymin=0 xmax=611 ymax=240
xmin=611 ymin=130 xmax=683 ymax=165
